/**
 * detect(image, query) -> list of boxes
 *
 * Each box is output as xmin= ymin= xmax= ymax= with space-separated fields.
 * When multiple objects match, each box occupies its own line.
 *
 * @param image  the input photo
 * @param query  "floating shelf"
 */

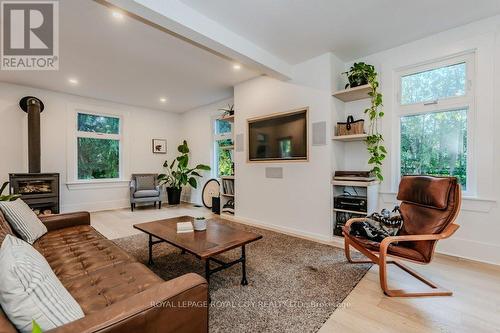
xmin=221 ymin=145 xmax=234 ymax=150
xmin=220 ymin=176 xmax=235 ymax=180
xmin=332 ymin=134 xmax=368 ymax=142
xmin=332 ymin=84 xmax=371 ymax=102
xmin=219 ymin=115 xmax=234 ymax=122
xmin=333 ymin=208 xmax=367 ymax=215
xmin=221 ymin=193 xmax=234 ymax=197
xmin=332 ymin=180 xmax=380 ymax=187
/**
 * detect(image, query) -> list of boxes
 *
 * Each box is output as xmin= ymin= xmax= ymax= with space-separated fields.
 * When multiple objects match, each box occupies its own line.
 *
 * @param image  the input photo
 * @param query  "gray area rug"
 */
xmin=114 ymin=219 xmax=370 ymax=333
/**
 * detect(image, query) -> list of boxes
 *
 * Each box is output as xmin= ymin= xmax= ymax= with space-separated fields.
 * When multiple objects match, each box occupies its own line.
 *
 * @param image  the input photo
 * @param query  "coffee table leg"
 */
xmin=241 ymin=245 xmax=248 ymax=286
xmin=148 ymin=234 xmax=154 ymax=265
xmin=205 ymin=259 xmax=210 ymax=284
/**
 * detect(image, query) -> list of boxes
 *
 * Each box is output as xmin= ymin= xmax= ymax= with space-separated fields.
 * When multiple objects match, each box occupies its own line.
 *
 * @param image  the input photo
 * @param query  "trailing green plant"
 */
xmin=158 ymin=140 xmax=210 ymax=190
xmin=343 ymin=62 xmax=387 ymax=181
xmin=218 ymin=104 xmax=234 ymax=117
xmin=0 ymin=182 xmax=20 ymax=201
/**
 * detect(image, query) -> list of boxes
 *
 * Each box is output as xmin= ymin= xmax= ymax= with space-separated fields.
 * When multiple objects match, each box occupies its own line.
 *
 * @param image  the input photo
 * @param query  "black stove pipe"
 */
xmin=19 ymin=96 xmax=44 ymax=173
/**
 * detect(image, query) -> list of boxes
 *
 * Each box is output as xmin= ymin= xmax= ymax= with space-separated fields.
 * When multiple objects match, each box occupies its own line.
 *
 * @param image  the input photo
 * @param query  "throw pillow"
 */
xmin=135 ymin=175 xmax=156 ymax=191
xmin=0 ymin=199 xmax=47 ymax=244
xmin=0 ymin=235 xmax=84 ymax=333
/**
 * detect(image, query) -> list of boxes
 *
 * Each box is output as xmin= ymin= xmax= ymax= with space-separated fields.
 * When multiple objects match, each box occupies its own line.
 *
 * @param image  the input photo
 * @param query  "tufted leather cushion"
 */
xmin=397 ymin=176 xmax=455 ymax=209
xmin=34 ymin=225 xmax=104 ymax=251
xmin=36 ymin=238 xmax=135 ymax=281
xmin=62 ymin=262 xmax=162 ymax=314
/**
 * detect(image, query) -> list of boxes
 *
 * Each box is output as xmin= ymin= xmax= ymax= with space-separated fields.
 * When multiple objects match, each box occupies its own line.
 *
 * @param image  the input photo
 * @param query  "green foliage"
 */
xmin=158 ymin=140 xmax=211 ymax=190
xmin=0 ymin=182 xmax=20 ymax=201
xmin=218 ymin=104 xmax=234 ymax=117
xmin=344 ymin=62 xmax=386 ymax=181
xmin=77 ymin=138 xmax=119 ymax=180
xmin=401 ymin=109 xmax=467 ymax=188
xmin=217 ymin=139 xmax=233 ymax=176
xmin=77 ymin=113 xmax=119 ymax=134
xmin=32 ymin=320 xmax=43 ymax=333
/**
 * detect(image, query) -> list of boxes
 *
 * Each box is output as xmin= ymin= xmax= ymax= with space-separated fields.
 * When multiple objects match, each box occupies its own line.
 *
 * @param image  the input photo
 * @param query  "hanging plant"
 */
xmin=343 ymin=62 xmax=387 ymax=181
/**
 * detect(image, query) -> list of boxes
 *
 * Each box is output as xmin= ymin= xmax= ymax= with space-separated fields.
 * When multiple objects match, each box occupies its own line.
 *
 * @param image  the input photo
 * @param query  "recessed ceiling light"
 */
xmin=160 ymin=97 xmax=167 ymax=103
xmin=112 ymin=11 xmax=124 ymax=20
xmin=68 ymin=78 xmax=78 ymax=85
xmin=233 ymin=64 xmax=241 ymax=70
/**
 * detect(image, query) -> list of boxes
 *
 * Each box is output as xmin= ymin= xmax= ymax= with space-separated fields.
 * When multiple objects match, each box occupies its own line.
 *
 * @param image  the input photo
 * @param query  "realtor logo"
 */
xmin=1 ymin=1 xmax=59 ymax=70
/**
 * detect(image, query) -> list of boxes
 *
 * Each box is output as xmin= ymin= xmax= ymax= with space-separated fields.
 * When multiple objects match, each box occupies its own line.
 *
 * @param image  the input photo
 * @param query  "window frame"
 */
xmin=66 ymin=104 xmax=129 ymax=188
xmin=394 ymin=52 xmax=476 ymax=196
xmin=212 ymin=117 xmax=233 ymax=178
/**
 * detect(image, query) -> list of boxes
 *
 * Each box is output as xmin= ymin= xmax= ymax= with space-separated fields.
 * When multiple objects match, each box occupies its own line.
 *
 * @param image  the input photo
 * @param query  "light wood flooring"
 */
xmin=91 ymin=204 xmax=500 ymax=333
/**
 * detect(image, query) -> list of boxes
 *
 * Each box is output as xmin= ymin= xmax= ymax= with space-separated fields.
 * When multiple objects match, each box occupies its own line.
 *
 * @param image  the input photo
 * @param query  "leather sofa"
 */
xmin=0 ymin=211 xmax=208 ymax=333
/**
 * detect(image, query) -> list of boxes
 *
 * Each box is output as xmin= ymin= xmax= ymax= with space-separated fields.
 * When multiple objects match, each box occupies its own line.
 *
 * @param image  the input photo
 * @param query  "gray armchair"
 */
xmin=130 ymin=174 xmax=161 ymax=211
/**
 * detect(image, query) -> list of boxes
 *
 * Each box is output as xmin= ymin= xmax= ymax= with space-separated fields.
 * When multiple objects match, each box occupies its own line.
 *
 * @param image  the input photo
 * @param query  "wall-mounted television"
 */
xmin=248 ymin=108 xmax=308 ymax=162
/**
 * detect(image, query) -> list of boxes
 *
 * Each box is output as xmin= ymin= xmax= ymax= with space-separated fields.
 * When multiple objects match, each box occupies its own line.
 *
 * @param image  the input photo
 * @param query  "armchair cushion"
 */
xmin=135 ymin=176 xmax=156 ymax=191
xmin=133 ymin=190 xmax=160 ymax=198
xmin=397 ymin=176 xmax=454 ymax=210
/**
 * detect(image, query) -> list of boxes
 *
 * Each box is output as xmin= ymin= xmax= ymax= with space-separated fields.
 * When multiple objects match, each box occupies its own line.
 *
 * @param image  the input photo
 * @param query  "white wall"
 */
xmin=232 ymin=53 xmax=339 ymax=241
xmin=179 ymin=98 xmax=233 ymax=205
xmin=0 ymin=82 xmax=181 ymax=212
xmin=340 ymin=16 xmax=500 ymax=265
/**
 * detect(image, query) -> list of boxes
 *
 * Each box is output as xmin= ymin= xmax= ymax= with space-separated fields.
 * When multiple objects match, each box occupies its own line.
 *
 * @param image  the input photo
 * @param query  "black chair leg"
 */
xmin=158 ymin=201 xmax=162 ymax=209
xmin=153 ymin=201 xmax=156 ymax=208
xmin=131 ymin=203 xmax=135 ymax=212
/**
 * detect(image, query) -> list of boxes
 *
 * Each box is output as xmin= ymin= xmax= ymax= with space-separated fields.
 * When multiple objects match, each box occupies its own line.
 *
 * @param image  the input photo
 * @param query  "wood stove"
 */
xmin=9 ymin=173 xmax=60 ymax=215
xmin=8 ymin=96 xmax=60 ymax=215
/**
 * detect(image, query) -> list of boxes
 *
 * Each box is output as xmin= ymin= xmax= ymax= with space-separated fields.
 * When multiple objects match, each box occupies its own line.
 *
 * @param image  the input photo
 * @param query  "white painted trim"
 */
xmin=61 ymin=199 xmax=130 ymax=213
xmin=66 ymin=180 xmax=130 ymax=190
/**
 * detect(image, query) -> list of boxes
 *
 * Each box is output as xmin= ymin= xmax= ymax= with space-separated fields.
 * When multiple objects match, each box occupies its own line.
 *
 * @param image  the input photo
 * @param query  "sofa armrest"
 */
xmin=39 ymin=212 xmax=91 ymax=231
xmin=47 ymin=273 xmax=208 ymax=333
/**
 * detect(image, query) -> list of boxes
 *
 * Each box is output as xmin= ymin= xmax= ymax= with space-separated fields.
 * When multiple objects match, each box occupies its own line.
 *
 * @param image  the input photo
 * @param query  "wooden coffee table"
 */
xmin=133 ymin=216 xmax=262 ymax=286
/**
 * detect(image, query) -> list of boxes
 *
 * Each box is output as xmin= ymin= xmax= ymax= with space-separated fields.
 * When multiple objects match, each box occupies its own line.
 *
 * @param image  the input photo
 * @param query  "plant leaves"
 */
xmin=188 ymin=177 xmax=197 ymax=189
xmin=32 ymin=320 xmax=43 ymax=333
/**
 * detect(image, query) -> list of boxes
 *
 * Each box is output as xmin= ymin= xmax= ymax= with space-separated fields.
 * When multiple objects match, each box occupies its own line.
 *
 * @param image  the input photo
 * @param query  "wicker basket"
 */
xmin=337 ymin=116 xmax=364 ymax=136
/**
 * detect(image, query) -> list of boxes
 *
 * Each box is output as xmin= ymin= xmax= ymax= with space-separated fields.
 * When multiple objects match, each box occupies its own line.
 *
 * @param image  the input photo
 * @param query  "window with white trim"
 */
xmin=76 ymin=112 xmax=122 ymax=180
xmin=397 ymin=53 xmax=474 ymax=192
xmin=213 ymin=119 xmax=233 ymax=177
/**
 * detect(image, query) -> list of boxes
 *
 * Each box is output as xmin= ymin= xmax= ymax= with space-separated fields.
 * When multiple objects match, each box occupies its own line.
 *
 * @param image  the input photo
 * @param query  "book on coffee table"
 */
xmin=177 ymin=222 xmax=194 ymax=233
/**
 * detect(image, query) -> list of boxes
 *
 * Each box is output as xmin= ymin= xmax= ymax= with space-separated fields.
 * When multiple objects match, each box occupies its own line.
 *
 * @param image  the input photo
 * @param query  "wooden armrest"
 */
xmin=380 ymin=224 xmax=459 ymax=253
xmin=343 ymin=217 xmax=368 ymax=231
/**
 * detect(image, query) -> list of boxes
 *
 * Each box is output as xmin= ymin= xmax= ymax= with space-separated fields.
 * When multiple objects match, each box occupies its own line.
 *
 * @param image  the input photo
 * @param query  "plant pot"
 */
xmin=348 ymin=75 xmax=368 ymax=88
xmin=166 ymin=187 xmax=182 ymax=205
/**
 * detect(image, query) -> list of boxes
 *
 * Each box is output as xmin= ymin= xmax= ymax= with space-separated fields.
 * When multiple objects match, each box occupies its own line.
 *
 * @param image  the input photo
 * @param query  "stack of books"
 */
xmin=177 ymin=222 xmax=194 ymax=233
xmin=222 ymin=179 xmax=234 ymax=195
xmin=334 ymin=171 xmax=375 ymax=182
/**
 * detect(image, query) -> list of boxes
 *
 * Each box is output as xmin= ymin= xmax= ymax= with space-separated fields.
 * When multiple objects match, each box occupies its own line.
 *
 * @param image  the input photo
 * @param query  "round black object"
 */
xmin=19 ymin=96 xmax=44 ymax=113
xmin=202 ymin=179 xmax=220 ymax=208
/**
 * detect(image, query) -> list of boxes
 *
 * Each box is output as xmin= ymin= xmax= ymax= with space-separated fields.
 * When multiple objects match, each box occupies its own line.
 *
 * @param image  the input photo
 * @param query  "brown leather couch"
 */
xmin=0 ymin=211 xmax=208 ymax=333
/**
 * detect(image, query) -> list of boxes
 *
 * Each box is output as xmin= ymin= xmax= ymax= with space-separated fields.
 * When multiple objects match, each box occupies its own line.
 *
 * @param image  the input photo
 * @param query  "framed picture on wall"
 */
xmin=152 ymin=139 xmax=167 ymax=154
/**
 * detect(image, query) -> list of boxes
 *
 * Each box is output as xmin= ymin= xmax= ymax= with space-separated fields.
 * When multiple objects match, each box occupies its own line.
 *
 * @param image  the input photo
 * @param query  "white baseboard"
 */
xmin=61 ymin=199 xmax=130 ymax=213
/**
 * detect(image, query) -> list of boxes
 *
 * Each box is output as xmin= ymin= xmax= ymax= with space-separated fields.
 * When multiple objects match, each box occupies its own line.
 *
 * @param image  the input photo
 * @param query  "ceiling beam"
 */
xmin=99 ymin=0 xmax=293 ymax=80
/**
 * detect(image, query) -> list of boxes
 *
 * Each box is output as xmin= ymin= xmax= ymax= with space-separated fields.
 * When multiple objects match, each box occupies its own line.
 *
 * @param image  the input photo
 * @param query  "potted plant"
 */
xmin=343 ymin=63 xmax=387 ymax=181
xmin=193 ymin=217 xmax=207 ymax=231
xmin=0 ymin=182 xmax=19 ymax=201
xmin=158 ymin=141 xmax=210 ymax=205
xmin=218 ymin=104 xmax=234 ymax=117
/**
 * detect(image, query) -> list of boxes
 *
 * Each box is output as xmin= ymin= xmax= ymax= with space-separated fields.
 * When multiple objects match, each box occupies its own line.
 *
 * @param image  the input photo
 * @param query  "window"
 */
xmin=76 ymin=113 xmax=121 ymax=180
xmin=397 ymin=53 xmax=474 ymax=192
xmin=213 ymin=119 xmax=233 ymax=177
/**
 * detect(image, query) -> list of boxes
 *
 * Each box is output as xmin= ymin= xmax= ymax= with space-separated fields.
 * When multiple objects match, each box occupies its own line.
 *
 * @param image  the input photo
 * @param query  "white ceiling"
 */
xmin=0 ymin=0 xmax=261 ymax=112
xmin=180 ymin=0 xmax=500 ymax=64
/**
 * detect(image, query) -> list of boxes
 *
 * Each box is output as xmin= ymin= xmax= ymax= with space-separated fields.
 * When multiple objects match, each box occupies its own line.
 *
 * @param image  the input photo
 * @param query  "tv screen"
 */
xmin=248 ymin=109 xmax=308 ymax=161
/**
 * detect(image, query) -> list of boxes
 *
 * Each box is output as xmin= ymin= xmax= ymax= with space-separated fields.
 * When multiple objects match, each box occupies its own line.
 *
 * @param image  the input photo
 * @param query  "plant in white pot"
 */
xmin=158 ymin=141 xmax=210 ymax=205
xmin=193 ymin=217 xmax=207 ymax=231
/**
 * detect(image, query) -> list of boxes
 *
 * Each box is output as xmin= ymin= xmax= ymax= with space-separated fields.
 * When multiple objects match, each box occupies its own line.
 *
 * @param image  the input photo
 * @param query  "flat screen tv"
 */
xmin=248 ymin=108 xmax=308 ymax=162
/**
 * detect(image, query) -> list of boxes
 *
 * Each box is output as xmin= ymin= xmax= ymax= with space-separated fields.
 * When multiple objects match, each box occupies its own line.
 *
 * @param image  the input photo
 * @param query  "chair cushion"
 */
xmin=133 ymin=189 xmax=160 ymax=198
xmin=35 ymin=237 xmax=135 ymax=281
xmin=345 ymin=232 xmax=427 ymax=263
xmin=0 ymin=199 xmax=47 ymax=244
xmin=62 ymin=262 xmax=162 ymax=314
xmin=135 ymin=175 xmax=156 ymax=191
xmin=0 ymin=235 xmax=84 ymax=333
xmin=397 ymin=176 xmax=455 ymax=209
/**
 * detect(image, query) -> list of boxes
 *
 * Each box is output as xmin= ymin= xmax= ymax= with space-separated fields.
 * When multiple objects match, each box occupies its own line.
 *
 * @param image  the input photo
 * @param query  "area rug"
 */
xmin=113 ymin=219 xmax=371 ymax=333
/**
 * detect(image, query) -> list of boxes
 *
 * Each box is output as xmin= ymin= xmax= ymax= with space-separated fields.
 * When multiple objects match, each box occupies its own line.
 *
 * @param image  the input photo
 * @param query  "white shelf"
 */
xmin=333 ymin=208 xmax=367 ymax=215
xmin=221 ymin=145 xmax=234 ymax=150
xmin=219 ymin=115 xmax=234 ymax=122
xmin=332 ymin=134 xmax=368 ymax=142
xmin=220 ymin=176 xmax=235 ymax=180
xmin=221 ymin=193 xmax=234 ymax=197
xmin=332 ymin=84 xmax=371 ymax=102
xmin=332 ymin=180 xmax=380 ymax=187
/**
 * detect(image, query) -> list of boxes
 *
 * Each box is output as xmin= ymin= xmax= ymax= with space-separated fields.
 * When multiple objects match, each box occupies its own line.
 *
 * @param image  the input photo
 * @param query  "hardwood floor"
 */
xmin=91 ymin=205 xmax=500 ymax=333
